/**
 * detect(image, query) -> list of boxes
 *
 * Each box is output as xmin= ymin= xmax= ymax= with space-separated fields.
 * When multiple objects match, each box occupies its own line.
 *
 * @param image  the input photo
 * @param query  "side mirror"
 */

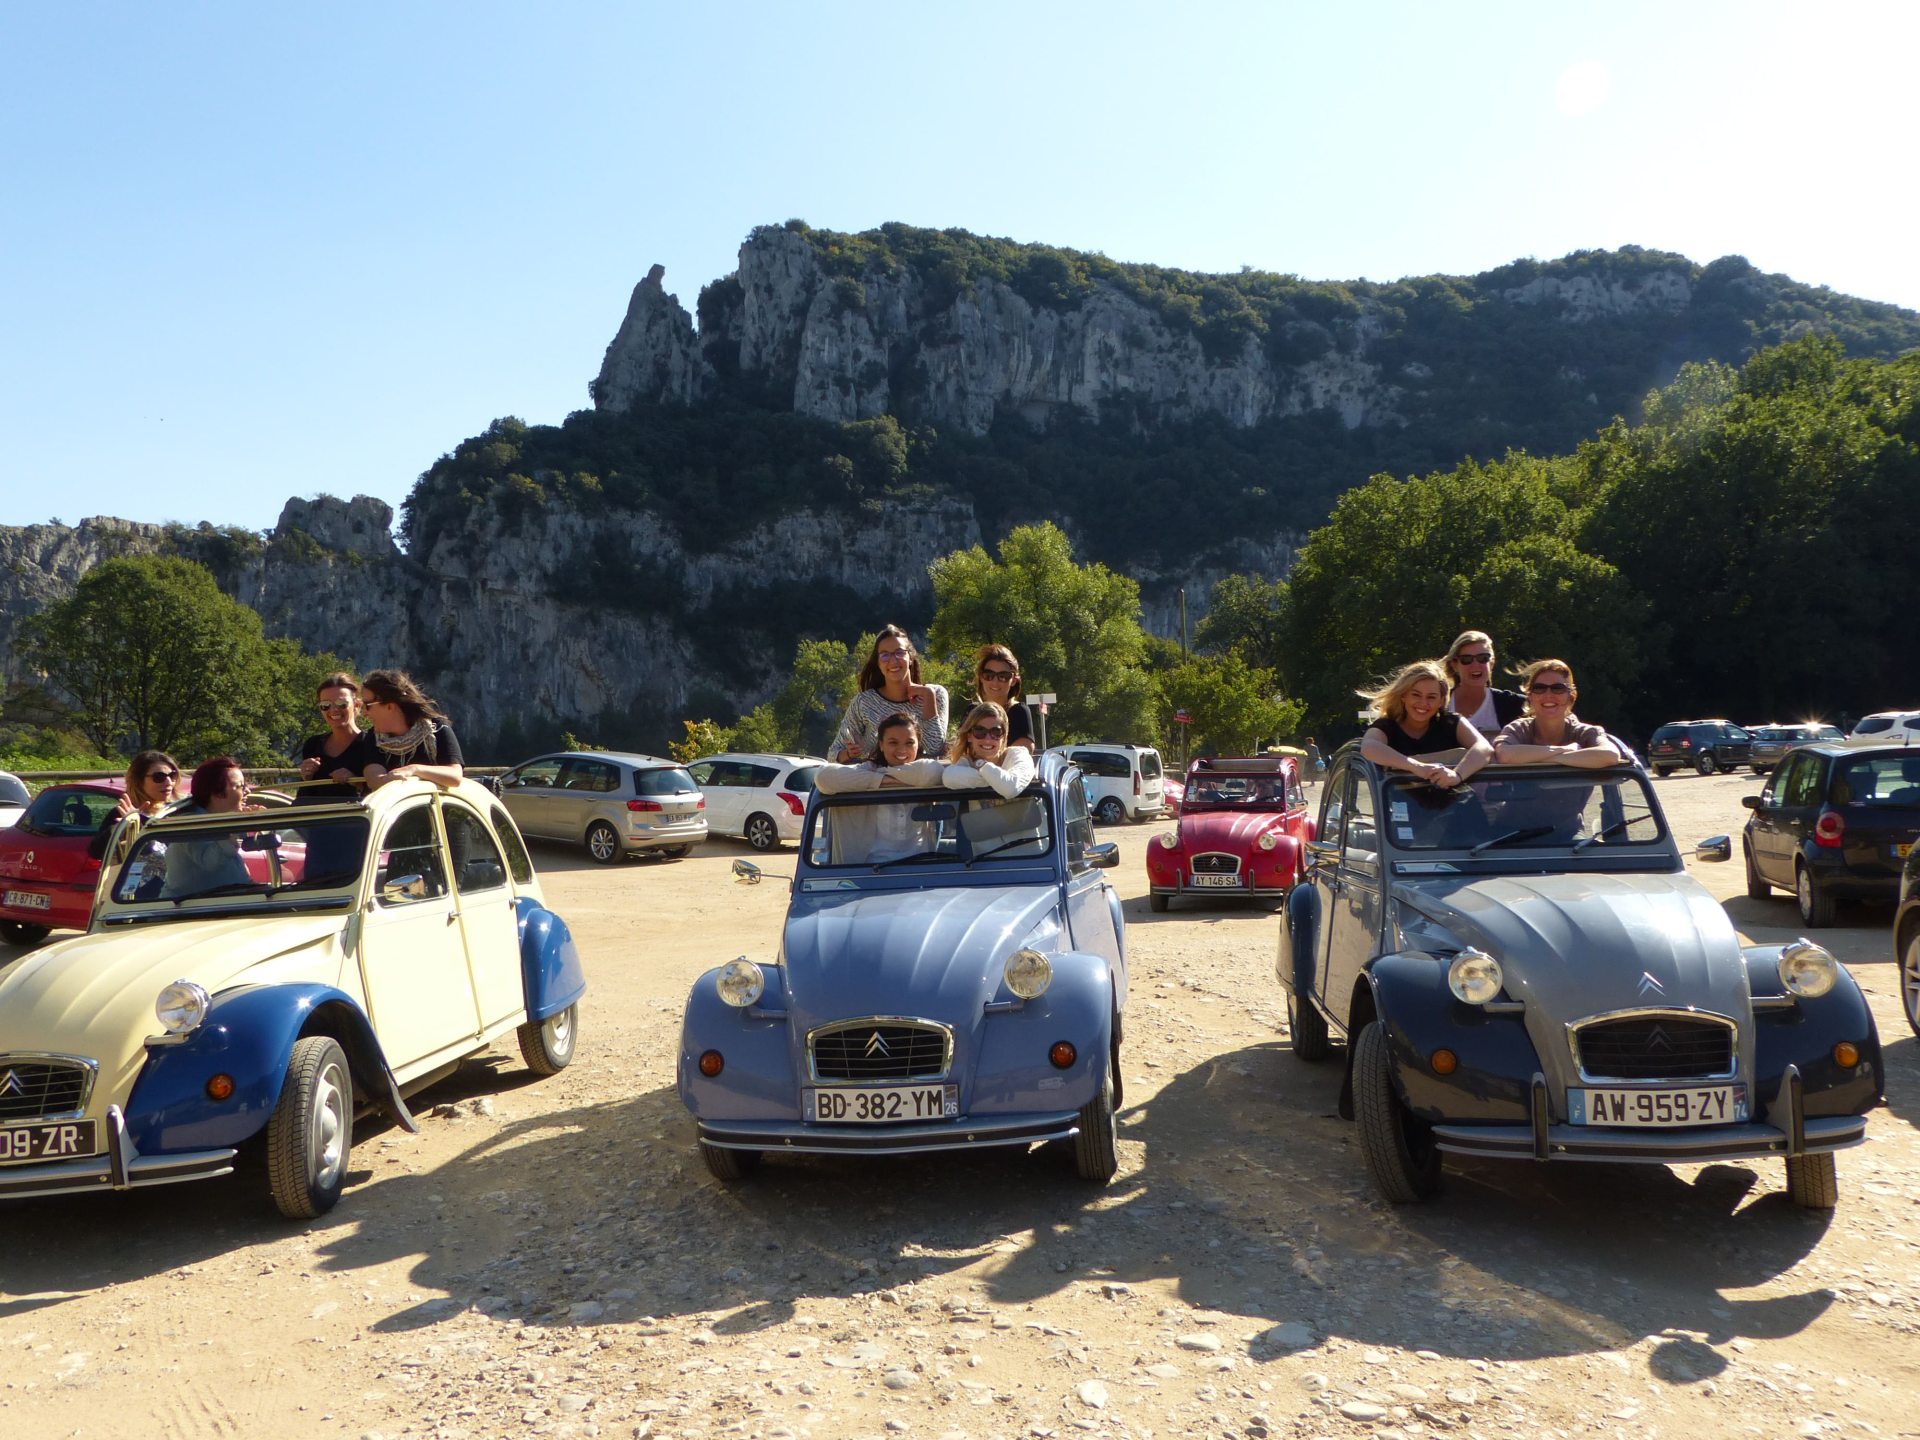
xmin=732 ymin=859 xmax=762 ymax=885
xmin=1694 ymin=835 xmax=1732 ymax=863
xmin=380 ymin=873 xmax=427 ymax=900
xmin=1303 ymin=838 xmax=1339 ymax=871
xmin=1741 ymin=795 xmax=1760 ymax=810
xmin=1086 ymin=841 xmax=1120 ymax=870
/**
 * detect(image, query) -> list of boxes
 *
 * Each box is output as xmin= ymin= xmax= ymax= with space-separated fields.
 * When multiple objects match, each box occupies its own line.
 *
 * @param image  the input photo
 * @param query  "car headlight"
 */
xmin=155 ymin=980 xmax=210 ymax=1035
xmin=1778 ymin=939 xmax=1837 ymax=999
xmin=1156 ymin=832 xmax=1177 ymax=849
xmin=1257 ymin=831 xmax=1280 ymax=851
xmin=716 ymin=957 xmax=765 ymax=1008
xmin=1003 ymin=948 xmax=1053 ymax=1000
xmin=1447 ymin=948 xmax=1504 ymax=1006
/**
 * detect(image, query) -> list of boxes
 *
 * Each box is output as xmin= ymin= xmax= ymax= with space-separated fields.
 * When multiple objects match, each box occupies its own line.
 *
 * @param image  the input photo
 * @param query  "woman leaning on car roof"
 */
xmin=1357 ymin=659 xmax=1494 ymax=789
xmin=1443 ymin=629 xmax=1528 ymax=734
xmin=831 ymin=624 xmax=949 ymax=763
xmin=1492 ymin=659 xmax=1626 ymax=767
xmin=85 ymin=748 xmax=182 ymax=861
xmin=812 ymin=712 xmax=947 ymax=863
xmin=942 ymin=701 xmax=1037 ymax=800
xmin=362 ymin=668 xmax=464 ymax=789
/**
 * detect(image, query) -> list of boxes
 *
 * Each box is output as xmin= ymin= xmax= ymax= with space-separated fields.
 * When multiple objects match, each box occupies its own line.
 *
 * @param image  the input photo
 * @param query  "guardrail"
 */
xmin=4 ymin=766 xmax=509 ymax=790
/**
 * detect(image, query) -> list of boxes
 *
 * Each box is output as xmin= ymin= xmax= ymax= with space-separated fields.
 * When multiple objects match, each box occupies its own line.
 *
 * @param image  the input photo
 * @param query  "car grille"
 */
xmin=1191 ymin=853 xmax=1241 ymax=876
xmin=1571 ymin=1014 xmax=1734 ymax=1081
xmin=810 ymin=1021 xmax=951 ymax=1082
xmin=0 ymin=1057 xmax=93 ymax=1122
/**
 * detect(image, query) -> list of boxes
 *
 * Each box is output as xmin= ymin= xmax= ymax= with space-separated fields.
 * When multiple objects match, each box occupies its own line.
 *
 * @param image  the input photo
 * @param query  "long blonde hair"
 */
xmin=946 ymin=701 xmax=1010 ymax=762
xmin=1356 ymin=659 xmax=1452 ymax=724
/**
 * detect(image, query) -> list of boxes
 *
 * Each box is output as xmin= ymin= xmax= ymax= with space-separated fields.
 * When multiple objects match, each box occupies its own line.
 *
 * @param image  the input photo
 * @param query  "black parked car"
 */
xmin=1743 ymin=744 xmax=1920 ymax=926
xmin=1648 ymin=720 xmax=1751 ymax=777
xmin=1748 ymin=723 xmax=1845 ymax=774
xmin=1895 ymin=846 xmax=1920 ymax=1038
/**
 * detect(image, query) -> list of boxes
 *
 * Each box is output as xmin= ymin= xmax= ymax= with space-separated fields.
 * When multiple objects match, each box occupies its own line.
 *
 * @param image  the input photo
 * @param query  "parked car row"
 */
xmin=1648 ymin=713 xmax=1918 ymax=777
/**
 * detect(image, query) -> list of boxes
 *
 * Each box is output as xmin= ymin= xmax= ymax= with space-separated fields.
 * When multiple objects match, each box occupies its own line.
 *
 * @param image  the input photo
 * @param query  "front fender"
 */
xmin=518 ymin=897 xmax=587 ymax=1021
xmin=1279 ymin=882 xmax=1320 ymax=996
xmin=973 ymin=952 xmax=1113 ymax=1116
xmin=1742 ymin=947 xmax=1884 ymax=1118
xmin=1361 ymin=954 xmax=1540 ymax=1125
xmin=679 ymin=964 xmax=795 ymax=1120
xmin=123 ymin=984 xmax=402 ymax=1154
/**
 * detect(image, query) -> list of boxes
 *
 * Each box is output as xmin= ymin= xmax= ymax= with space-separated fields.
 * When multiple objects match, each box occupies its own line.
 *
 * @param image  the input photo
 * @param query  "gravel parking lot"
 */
xmin=2 ymin=773 xmax=1917 ymax=1439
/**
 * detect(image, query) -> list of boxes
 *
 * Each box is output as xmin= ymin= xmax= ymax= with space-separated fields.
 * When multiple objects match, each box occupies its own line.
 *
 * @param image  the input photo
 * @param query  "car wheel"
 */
xmin=1094 ymin=797 xmax=1125 ymax=825
xmin=744 ymin=813 xmax=779 ymax=851
xmin=266 ymin=1035 xmax=352 ymax=1219
xmin=701 ymin=1143 xmax=761 ymax=1182
xmin=1697 ymin=754 xmax=1718 ymax=776
xmin=1899 ymin=927 xmax=1920 ymax=1039
xmin=1654 ymin=767 xmax=1673 ymax=779
xmin=658 ymin=845 xmax=692 ymax=860
xmin=517 ymin=1003 xmax=578 ymax=1075
xmin=1795 ymin=864 xmax=1836 ymax=927
xmin=1148 ymin=892 xmax=1169 ymax=913
xmin=1353 ymin=1020 xmax=1441 ymax=1202
xmin=1287 ymin=987 xmax=1332 ymax=1062
xmin=585 ymin=821 xmax=622 ymax=865
xmin=1785 ymin=1152 xmax=1838 ymax=1210
xmin=1744 ymin=841 xmax=1770 ymax=900
xmin=0 ymin=921 xmax=51 ymax=947
xmin=1072 ymin=1062 xmax=1119 ymax=1182
xmin=1752 ymin=764 xmax=1769 ymax=775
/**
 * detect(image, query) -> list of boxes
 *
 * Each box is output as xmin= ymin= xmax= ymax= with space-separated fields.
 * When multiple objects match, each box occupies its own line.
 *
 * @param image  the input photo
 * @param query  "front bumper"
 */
xmin=1150 ymin=879 xmax=1291 ymax=897
xmin=698 ymin=1110 xmax=1079 ymax=1156
xmin=0 ymin=1105 xmax=237 ymax=1201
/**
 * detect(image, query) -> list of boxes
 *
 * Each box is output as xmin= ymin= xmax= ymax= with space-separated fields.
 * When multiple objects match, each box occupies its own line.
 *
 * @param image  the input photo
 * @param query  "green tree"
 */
xmin=1157 ymin=651 xmax=1304 ymax=756
xmin=1194 ymin=573 xmax=1290 ymax=671
xmin=17 ymin=555 xmax=342 ymax=762
xmin=928 ymin=522 xmax=1156 ymax=743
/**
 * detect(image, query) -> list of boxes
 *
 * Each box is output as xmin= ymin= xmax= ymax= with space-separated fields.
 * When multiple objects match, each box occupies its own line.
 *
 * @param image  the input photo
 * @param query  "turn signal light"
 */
xmin=1049 ymin=1041 xmax=1077 ymax=1070
xmin=627 ymin=799 xmax=663 ymax=812
xmin=1430 ymin=1049 xmax=1458 ymax=1076
xmin=205 ymin=1074 xmax=236 ymax=1101
xmin=698 ymin=1050 xmax=724 ymax=1077
xmin=1833 ymin=1042 xmax=1860 ymax=1069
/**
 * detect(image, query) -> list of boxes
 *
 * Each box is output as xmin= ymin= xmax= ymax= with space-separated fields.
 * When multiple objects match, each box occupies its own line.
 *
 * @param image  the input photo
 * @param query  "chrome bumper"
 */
xmin=0 ymin=1105 xmax=236 ymax=1201
xmin=699 ymin=1111 xmax=1079 ymax=1156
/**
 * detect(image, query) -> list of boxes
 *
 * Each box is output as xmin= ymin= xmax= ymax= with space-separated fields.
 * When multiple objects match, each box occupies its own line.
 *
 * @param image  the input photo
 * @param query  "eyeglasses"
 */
xmin=877 ymin=650 xmax=912 ymax=665
xmin=317 ymin=700 xmax=353 ymax=713
xmin=980 ymin=668 xmax=1017 ymax=682
xmin=1528 ymin=681 xmax=1572 ymax=695
xmin=147 ymin=769 xmax=178 ymax=783
xmin=1456 ymin=653 xmax=1493 ymax=666
xmin=969 ymin=727 xmax=1005 ymax=739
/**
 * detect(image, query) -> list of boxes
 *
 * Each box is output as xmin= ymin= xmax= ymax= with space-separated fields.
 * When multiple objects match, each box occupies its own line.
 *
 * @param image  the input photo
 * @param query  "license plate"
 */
xmin=0 ymin=1119 xmax=97 ymax=1165
xmin=3 ymin=889 xmax=50 ymax=911
xmin=1189 ymin=874 xmax=1241 ymax=888
xmin=805 ymin=1085 xmax=956 ymax=1124
xmin=1569 ymin=1085 xmax=1746 ymax=1127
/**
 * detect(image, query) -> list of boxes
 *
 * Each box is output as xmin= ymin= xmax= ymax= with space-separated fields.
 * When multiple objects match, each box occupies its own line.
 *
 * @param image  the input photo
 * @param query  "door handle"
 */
xmin=446 ymin=910 xmax=459 ymax=925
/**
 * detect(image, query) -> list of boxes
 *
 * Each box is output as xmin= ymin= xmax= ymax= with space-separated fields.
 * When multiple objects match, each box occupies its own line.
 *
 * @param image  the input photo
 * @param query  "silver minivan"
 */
xmin=495 ymin=751 xmax=707 ymax=863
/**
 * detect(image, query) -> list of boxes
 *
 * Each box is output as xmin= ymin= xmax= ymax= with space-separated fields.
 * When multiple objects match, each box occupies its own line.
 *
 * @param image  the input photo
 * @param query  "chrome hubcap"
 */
xmin=1797 ymin=870 xmax=1813 ymax=915
xmin=545 ymin=1007 xmax=574 ymax=1058
xmin=312 ymin=1058 xmax=348 ymax=1189
xmin=1904 ymin=937 xmax=1920 ymax=1027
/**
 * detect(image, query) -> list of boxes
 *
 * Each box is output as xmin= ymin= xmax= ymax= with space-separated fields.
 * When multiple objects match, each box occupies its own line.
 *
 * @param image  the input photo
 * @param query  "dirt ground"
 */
xmin=3 ymin=773 xmax=1918 ymax=1440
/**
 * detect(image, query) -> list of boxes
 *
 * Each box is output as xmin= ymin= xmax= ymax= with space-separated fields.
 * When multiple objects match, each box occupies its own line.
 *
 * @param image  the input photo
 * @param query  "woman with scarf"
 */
xmin=361 ymin=669 xmax=465 ymax=788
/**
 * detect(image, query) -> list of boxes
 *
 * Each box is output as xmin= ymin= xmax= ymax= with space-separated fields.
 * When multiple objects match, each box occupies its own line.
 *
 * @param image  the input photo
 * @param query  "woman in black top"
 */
xmin=972 ymin=643 xmax=1035 ymax=752
xmin=361 ymin=668 xmax=465 ymax=788
xmin=296 ymin=670 xmax=386 ymax=800
xmin=1356 ymin=659 xmax=1493 ymax=789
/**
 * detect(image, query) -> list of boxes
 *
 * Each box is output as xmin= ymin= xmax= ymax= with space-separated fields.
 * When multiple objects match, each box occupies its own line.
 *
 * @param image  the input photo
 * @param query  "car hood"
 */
xmin=0 ymin=914 xmax=348 ymax=1060
xmin=780 ymin=883 xmax=1063 ymax=1031
xmin=1178 ymin=810 xmax=1286 ymax=847
xmin=1396 ymin=870 xmax=1750 ymax=1034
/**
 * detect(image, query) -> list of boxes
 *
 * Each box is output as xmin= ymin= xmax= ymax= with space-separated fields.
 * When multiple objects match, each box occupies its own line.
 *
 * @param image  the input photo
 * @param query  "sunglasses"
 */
xmin=969 ymin=726 xmax=1005 ymax=739
xmin=317 ymin=700 xmax=353 ymax=713
xmin=877 ymin=650 xmax=912 ymax=665
xmin=1529 ymin=681 xmax=1572 ymax=695
xmin=980 ymin=668 xmax=1017 ymax=682
xmin=1456 ymin=653 xmax=1493 ymax=666
xmin=147 ymin=769 xmax=178 ymax=783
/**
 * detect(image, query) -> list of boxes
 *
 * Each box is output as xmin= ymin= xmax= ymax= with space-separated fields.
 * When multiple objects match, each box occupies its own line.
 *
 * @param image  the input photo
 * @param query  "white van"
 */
xmin=1848 ymin=711 xmax=1920 ymax=746
xmin=1047 ymin=744 xmax=1167 ymax=823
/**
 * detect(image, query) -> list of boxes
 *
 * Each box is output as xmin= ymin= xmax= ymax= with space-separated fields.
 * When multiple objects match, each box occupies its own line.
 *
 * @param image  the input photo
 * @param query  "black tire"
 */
xmin=657 ymin=845 xmax=692 ymax=860
xmin=743 ymin=813 xmax=779 ymax=851
xmin=1752 ymin=764 xmax=1770 ymax=775
xmin=1094 ymin=797 xmax=1125 ymax=825
xmin=1288 ymin=986 xmax=1332 ymax=1062
xmin=1744 ymin=841 xmax=1771 ymax=900
xmin=517 ymin=1003 xmax=577 ymax=1075
xmin=1898 ymin=927 xmax=1920 ymax=1039
xmin=1353 ymin=1020 xmax=1441 ymax=1202
xmin=585 ymin=821 xmax=623 ymax=865
xmin=1072 ymin=1063 xmax=1119 ymax=1182
xmin=1148 ymin=892 xmax=1169 ymax=913
xmin=1785 ymin=1152 xmax=1838 ymax=1209
xmin=0 ymin=921 xmax=51 ymax=947
xmin=1654 ymin=767 xmax=1674 ymax=779
xmin=266 ymin=1035 xmax=352 ymax=1219
xmin=1697 ymin=754 xmax=1719 ymax=776
xmin=701 ymin=1143 xmax=761 ymax=1182
xmin=1795 ymin=864 xmax=1836 ymax=928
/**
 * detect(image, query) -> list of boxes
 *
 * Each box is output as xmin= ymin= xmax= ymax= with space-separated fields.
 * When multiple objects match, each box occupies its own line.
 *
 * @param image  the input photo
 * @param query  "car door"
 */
xmin=499 ymin=757 xmax=563 ymax=839
xmin=358 ymin=800 xmax=483 ymax=1074
xmin=1061 ymin=776 xmax=1124 ymax=978
xmin=1749 ymin=762 xmax=1792 ymax=883
xmin=696 ymin=761 xmax=746 ymax=837
xmin=441 ymin=799 xmax=526 ymax=1032
xmin=1310 ymin=762 xmax=1382 ymax=1034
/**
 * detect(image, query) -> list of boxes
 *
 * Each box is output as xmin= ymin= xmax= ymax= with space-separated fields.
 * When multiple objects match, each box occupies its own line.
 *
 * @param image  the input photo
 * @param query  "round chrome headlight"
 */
xmin=1257 ymin=831 xmax=1280 ymax=852
xmin=1447 ymin=948 xmax=1504 ymax=1006
xmin=1003 ymin=948 xmax=1053 ymax=1000
xmin=716 ymin=957 xmax=765 ymax=1008
xmin=1156 ymin=832 xmax=1178 ymax=850
xmin=1778 ymin=939 xmax=1837 ymax=999
xmin=155 ymin=980 xmax=210 ymax=1035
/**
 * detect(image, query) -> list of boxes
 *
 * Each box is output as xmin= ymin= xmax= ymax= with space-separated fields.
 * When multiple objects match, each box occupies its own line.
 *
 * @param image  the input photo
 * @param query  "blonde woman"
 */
xmin=1443 ymin=629 xmax=1527 ymax=734
xmin=1493 ymin=660 xmax=1624 ymax=767
xmin=1356 ymin=660 xmax=1493 ymax=789
xmin=943 ymin=701 xmax=1037 ymax=800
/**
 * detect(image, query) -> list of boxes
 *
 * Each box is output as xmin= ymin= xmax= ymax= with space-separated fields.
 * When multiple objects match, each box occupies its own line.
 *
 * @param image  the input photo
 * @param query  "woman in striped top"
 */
xmin=831 ymin=624 xmax=949 ymax=762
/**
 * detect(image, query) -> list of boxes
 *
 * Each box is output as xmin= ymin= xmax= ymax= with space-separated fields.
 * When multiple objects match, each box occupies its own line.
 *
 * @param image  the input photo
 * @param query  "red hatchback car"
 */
xmin=0 ymin=780 xmax=124 ymax=946
xmin=1145 ymin=755 xmax=1314 ymax=912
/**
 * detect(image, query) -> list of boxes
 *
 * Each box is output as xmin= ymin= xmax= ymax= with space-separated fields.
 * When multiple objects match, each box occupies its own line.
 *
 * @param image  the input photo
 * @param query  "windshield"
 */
xmin=1381 ymin=769 xmax=1664 ymax=852
xmin=1182 ymin=772 xmax=1290 ymax=811
xmin=21 ymin=787 xmax=119 ymax=838
xmin=110 ymin=814 xmax=371 ymax=904
xmin=806 ymin=788 xmax=1054 ymax=869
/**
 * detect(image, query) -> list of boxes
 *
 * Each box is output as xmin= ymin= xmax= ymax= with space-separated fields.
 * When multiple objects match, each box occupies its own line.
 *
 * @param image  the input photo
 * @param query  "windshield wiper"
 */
xmin=1572 ymin=820 xmax=1636 ymax=852
xmin=871 ymin=851 xmax=948 ymax=871
xmin=1469 ymin=826 xmax=1555 ymax=855
xmin=169 ymin=881 xmax=272 ymax=905
xmin=966 ymin=837 xmax=1047 ymax=866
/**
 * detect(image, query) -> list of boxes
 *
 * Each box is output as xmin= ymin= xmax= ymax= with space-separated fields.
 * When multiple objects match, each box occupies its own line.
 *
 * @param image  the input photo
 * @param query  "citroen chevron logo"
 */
xmin=1646 ymin=1026 xmax=1674 ymax=1053
xmin=0 ymin=1070 xmax=24 ymax=1098
xmin=864 ymin=1032 xmax=891 ymax=1059
xmin=1637 ymin=971 xmax=1665 ymax=997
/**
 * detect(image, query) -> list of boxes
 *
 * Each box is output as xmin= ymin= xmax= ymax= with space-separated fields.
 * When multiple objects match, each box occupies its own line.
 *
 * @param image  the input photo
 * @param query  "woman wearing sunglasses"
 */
xmin=1492 ymin=660 xmax=1624 ymax=767
xmin=362 ymin=668 xmax=464 ymax=788
xmin=971 ymin=644 xmax=1035 ymax=752
xmin=1443 ymin=630 xmax=1527 ymax=736
xmin=85 ymin=748 xmax=183 ymax=860
xmin=831 ymin=624 xmax=949 ymax=763
xmin=942 ymin=702 xmax=1037 ymax=799
xmin=295 ymin=670 xmax=386 ymax=800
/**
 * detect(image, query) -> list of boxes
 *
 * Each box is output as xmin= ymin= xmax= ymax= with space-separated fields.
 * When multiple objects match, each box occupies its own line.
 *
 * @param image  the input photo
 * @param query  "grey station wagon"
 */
xmin=494 ymin=751 xmax=707 ymax=863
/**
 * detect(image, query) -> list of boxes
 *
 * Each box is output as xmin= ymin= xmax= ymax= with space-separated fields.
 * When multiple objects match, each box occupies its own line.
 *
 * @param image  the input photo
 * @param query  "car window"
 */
xmin=1138 ymin=752 xmax=1163 ymax=779
xmin=108 ymin=814 xmax=370 ymax=904
xmin=807 ymin=790 xmax=1054 ymax=868
xmin=1783 ymin=754 xmax=1824 ymax=808
xmin=20 ymin=787 xmax=118 ymax=837
xmin=509 ymin=758 xmax=562 ymax=789
xmin=1338 ymin=770 xmax=1378 ymax=862
xmin=376 ymin=803 xmax=449 ymax=906
xmin=1650 ymin=726 xmax=1682 ymax=746
xmin=1855 ymin=716 xmax=1892 ymax=735
xmin=443 ymin=804 xmax=509 ymax=892
xmin=687 ymin=762 xmax=716 ymax=785
xmin=1060 ymin=774 xmax=1096 ymax=864
xmin=741 ymin=763 xmax=780 ymax=787
xmin=785 ymin=765 xmax=820 ymax=793
xmin=1287 ymin=771 xmax=1306 ymax=808
xmin=1727 ymin=726 xmax=1750 ymax=742
xmin=634 ymin=766 xmax=699 ymax=797
xmin=1835 ymin=756 xmax=1920 ymax=806
xmin=1071 ymin=752 xmax=1129 ymax=779
xmin=1386 ymin=770 xmax=1663 ymax=850
xmin=558 ymin=760 xmax=619 ymax=793
xmin=489 ymin=803 xmax=535 ymax=884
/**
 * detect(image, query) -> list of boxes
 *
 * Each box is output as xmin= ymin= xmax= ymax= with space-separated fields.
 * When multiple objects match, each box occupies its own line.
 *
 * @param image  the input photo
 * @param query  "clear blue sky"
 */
xmin=3 ymin=2 xmax=1914 ymax=535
